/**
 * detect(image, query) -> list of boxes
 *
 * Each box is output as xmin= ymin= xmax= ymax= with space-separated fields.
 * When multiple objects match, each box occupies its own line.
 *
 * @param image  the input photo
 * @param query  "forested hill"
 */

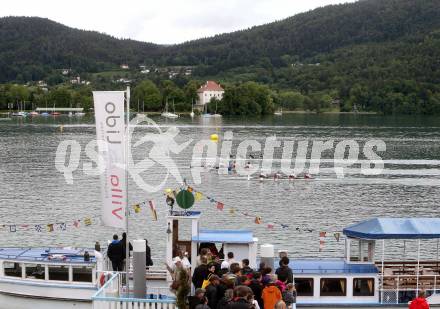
xmin=159 ymin=0 xmax=440 ymax=70
xmin=0 ymin=17 xmax=159 ymax=81
xmin=2 ymin=0 xmax=440 ymax=81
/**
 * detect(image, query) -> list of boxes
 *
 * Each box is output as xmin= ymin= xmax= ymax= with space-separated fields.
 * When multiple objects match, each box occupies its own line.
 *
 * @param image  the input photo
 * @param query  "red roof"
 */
xmin=197 ymin=81 xmax=224 ymax=93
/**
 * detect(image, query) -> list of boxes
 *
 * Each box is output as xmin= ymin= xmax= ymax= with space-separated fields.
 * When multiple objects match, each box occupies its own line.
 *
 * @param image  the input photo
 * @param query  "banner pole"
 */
xmin=125 ymin=86 xmax=130 ymax=294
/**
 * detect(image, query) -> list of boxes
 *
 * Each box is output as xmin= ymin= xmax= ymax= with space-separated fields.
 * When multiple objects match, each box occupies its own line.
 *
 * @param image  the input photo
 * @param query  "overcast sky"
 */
xmin=2 ymin=0 xmax=357 ymax=44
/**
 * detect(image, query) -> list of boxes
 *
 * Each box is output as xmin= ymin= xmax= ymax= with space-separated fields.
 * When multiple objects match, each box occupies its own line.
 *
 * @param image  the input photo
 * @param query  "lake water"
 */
xmin=1 ymin=113 xmax=440 ymax=262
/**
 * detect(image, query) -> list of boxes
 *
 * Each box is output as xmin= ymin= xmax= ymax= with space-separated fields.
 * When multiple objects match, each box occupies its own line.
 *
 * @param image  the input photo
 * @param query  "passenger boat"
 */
xmin=29 ymin=111 xmax=39 ymax=116
xmin=0 ymin=247 xmax=99 ymax=309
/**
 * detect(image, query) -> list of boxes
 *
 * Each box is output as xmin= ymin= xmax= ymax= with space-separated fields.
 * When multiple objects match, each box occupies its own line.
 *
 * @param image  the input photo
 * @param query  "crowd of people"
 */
xmin=166 ymin=248 xmax=297 ymax=309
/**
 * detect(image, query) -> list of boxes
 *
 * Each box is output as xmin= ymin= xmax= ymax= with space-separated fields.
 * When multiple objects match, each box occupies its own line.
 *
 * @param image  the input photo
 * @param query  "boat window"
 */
xmin=295 ymin=278 xmax=314 ymax=296
xmin=4 ymin=262 xmax=22 ymax=277
xmin=25 ymin=264 xmax=45 ymax=280
xmin=349 ymin=240 xmax=360 ymax=261
xmin=48 ymin=265 xmax=69 ymax=281
xmin=353 ymin=278 xmax=375 ymax=296
xmin=72 ymin=266 xmax=93 ymax=282
xmin=320 ymin=278 xmax=347 ymax=296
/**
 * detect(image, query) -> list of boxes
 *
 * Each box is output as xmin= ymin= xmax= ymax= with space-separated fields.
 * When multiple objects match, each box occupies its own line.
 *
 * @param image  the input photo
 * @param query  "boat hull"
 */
xmin=0 ymin=277 xmax=95 ymax=308
xmin=0 ymin=293 xmax=91 ymax=309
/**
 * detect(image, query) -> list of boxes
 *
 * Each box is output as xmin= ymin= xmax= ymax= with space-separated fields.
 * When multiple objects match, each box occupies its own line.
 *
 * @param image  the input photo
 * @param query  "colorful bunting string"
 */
xmin=128 ymin=184 xmax=344 ymax=246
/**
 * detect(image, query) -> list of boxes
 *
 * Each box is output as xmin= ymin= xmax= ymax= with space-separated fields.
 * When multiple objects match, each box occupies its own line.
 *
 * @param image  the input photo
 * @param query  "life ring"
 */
xmin=99 ymin=273 xmax=107 ymax=287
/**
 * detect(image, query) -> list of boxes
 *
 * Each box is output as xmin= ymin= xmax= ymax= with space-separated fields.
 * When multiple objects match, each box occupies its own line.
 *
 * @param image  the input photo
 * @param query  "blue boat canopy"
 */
xmin=192 ymin=229 xmax=254 ymax=243
xmin=0 ymin=248 xmax=95 ymax=263
xmin=343 ymin=218 xmax=440 ymax=240
xmin=290 ymin=259 xmax=378 ymax=275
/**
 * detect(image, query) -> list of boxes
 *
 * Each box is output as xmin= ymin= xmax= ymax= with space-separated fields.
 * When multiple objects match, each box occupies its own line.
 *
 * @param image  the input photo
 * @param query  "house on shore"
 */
xmin=196 ymin=81 xmax=224 ymax=109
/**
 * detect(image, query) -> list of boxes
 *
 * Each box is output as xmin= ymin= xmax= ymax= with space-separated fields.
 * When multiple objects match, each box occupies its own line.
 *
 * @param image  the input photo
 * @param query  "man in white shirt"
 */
xmin=220 ymin=252 xmax=235 ymax=270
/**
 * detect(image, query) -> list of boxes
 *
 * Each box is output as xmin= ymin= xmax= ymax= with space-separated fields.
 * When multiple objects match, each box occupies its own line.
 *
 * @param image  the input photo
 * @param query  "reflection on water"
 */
xmin=0 ymin=113 xmax=440 ymax=261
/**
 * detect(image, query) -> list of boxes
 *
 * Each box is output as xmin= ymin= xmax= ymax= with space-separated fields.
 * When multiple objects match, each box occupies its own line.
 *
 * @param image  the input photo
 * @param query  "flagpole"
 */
xmin=125 ymin=86 xmax=130 ymax=293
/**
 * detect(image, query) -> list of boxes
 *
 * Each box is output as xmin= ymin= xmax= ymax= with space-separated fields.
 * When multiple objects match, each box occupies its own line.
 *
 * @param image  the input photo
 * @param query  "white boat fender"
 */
xmin=48 ymin=254 xmax=67 ymax=261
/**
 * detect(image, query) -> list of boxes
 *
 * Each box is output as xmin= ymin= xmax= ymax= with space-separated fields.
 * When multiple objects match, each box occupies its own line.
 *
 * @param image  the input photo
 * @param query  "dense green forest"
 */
xmin=1 ymin=0 xmax=440 ymax=115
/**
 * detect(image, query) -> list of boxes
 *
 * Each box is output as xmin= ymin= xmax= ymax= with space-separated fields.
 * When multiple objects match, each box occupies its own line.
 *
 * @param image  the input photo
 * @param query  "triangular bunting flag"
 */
xmin=47 ymin=224 xmax=54 ymax=232
xmin=216 ymin=202 xmax=224 ymax=211
xmin=334 ymin=232 xmax=341 ymax=242
xmin=149 ymin=200 xmax=158 ymax=221
xmin=255 ymin=217 xmax=261 ymax=224
xmin=195 ymin=192 xmax=203 ymax=202
xmin=134 ymin=204 xmax=141 ymax=213
xmin=35 ymin=225 xmax=42 ymax=232
xmin=9 ymin=225 xmax=16 ymax=233
xmin=267 ymin=223 xmax=275 ymax=229
xmin=73 ymin=220 xmax=80 ymax=228
xmin=84 ymin=218 xmax=92 ymax=226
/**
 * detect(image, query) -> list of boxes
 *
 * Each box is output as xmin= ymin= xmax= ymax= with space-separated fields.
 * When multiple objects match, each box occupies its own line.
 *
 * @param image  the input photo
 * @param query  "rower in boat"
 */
xmin=288 ymin=174 xmax=297 ymax=180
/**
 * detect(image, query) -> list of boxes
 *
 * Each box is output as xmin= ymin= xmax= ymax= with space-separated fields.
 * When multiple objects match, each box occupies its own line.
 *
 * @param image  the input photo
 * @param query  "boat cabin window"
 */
xmin=349 ymin=239 xmax=375 ymax=262
xmin=353 ymin=278 xmax=374 ymax=296
xmin=25 ymin=264 xmax=45 ymax=280
xmin=48 ymin=265 xmax=69 ymax=281
xmin=72 ymin=266 xmax=93 ymax=282
xmin=295 ymin=278 xmax=314 ymax=296
xmin=320 ymin=278 xmax=346 ymax=296
xmin=3 ymin=262 xmax=22 ymax=278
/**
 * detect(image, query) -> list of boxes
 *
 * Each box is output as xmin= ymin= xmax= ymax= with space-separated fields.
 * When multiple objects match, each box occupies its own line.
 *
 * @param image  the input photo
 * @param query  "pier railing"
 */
xmin=92 ymin=272 xmax=175 ymax=309
xmin=380 ymin=274 xmax=440 ymax=304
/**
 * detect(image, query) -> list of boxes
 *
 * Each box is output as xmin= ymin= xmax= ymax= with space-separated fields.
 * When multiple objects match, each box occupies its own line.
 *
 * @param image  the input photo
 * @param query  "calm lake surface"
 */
xmin=1 ymin=113 xmax=440 ymax=261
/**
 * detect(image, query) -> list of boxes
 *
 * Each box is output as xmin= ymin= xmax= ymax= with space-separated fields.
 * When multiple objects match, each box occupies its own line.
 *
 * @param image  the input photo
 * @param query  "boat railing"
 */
xmin=380 ymin=274 xmax=440 ymax=304
xmin=103 ymin=256 xmax=167 ymax=280
xmin=92 ymin=272 xmax=175 ymax=309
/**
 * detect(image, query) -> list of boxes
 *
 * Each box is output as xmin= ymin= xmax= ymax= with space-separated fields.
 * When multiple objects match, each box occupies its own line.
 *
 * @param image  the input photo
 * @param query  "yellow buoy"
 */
xmin=210 ymin=134 xmax=219 ymax=142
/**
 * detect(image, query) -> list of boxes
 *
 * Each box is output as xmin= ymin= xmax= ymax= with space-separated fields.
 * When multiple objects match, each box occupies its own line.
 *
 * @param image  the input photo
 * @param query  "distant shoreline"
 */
xmin=0 ymin=110 xmax=378 ymax=116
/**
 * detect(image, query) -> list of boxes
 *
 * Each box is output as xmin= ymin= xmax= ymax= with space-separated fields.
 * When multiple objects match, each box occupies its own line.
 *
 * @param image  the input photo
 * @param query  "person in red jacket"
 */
xmin=409 ymin=290 xmax=430 ymax=309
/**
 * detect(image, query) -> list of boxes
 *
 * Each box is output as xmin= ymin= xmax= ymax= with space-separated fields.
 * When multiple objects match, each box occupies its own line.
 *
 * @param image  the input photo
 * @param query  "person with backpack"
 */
xmin=193 ymin=256 xmax=209 ymax=289
xmin=206 ymin=275 xmax=221 ymax=309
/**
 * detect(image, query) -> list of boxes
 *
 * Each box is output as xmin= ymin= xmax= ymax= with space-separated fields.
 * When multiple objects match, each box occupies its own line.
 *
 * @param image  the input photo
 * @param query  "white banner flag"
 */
xmin=93 ymin=91 xmax=127 ymax=228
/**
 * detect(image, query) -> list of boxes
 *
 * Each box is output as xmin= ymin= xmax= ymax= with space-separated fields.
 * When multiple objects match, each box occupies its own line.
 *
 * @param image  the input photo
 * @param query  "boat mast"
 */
xmin=125 ymin=86 xmax=130 ymax=291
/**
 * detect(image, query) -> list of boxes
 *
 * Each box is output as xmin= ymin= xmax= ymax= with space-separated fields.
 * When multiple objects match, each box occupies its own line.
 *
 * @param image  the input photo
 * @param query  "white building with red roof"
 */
xmin=196 ymin=81 xmax=224 ymax=107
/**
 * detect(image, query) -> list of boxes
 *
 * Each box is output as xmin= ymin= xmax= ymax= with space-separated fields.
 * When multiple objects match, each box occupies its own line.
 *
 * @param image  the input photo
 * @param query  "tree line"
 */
xmin=0 ymin=80 xmax=342 ymax=115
